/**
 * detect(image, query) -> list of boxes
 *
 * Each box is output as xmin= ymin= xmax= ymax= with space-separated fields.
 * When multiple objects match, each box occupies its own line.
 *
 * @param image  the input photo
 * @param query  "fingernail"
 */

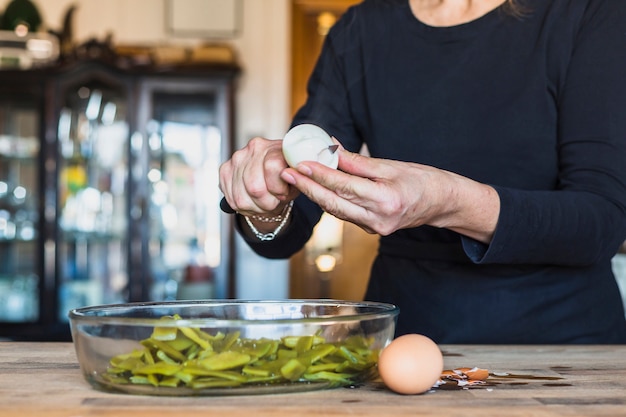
xmin=281 ymin=171 xmax=296 ymax=184
xmin=297 ymin=164 xmax=312 ymax=176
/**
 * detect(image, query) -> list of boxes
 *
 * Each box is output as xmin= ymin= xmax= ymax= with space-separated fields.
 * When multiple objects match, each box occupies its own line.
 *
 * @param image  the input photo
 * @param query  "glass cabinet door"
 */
xmin=56 ymin=78 xmax=129 ymax=320
xmin=0 ymin=97 xmax=40 ymax=323
xmin=138 ymin=79 xmax=232 ymax=302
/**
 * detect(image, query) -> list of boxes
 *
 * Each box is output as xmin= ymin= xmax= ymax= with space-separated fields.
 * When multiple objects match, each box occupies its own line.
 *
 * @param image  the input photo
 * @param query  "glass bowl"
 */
xmin=68 ymin=299 xmax=399 ymax=396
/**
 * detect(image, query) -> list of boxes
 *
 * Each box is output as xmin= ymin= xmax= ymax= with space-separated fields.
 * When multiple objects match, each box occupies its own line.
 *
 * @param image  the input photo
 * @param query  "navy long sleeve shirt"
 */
xmin=239 ymin=0 xmax=626 ymax=343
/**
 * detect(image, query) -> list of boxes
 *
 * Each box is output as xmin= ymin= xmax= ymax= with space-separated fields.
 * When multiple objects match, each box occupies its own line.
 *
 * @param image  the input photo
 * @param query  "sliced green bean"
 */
xmin=298 ymin=343 xmax=336 ymax=365
xmin=198 ymin=351 xmax=251 ymax=371
xmin=303 ymin=371 xmax=353 ymax=384
xmin=145 ymin=339 xmax=187 ymax=362
xmin=159 ymin=376 xmax=181 ymax=387
xmin=214 ymin=330 xmax=240 ymax=351
xmin=277 ymin=348 xmax=297 ymax=359
xmin=150 ymin=316 xmax=179 ymax=341
xmin=166 ymin=333 xmax=196 ymax=352
xmin=306 ymin=362 xmax=339 ymax=373
xmin=280 ymin=358 xmax=307 ymax=381
xmin=109 ymin=356 xmax=144 ymax=371
xmin=134 ymin=362 xmax=182 ymax=376
xmin=178 ymin=327 xmax=212 ymax=350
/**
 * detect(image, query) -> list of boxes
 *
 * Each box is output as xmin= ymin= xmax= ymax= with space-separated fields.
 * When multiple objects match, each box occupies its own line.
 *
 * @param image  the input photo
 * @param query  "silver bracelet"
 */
xmin=244 ymin=201 xmax=294 ymax=241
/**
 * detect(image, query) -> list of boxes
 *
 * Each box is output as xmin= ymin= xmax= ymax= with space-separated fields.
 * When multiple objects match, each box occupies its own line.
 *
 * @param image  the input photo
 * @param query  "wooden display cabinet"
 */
xmin=0 ymin=54 xmax=239 ymax=340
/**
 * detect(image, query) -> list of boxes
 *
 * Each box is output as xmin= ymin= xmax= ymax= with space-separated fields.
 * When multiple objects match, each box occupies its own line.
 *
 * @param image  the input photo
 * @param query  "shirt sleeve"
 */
xmin=235 ymin=194 xmax=323 ymax=259
xmin=469 ymin=0 xmax=626 ymax=265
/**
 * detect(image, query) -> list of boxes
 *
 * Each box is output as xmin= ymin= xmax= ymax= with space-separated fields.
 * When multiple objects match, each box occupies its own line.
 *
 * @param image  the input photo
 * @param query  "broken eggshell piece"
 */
xmin=282 ymin=124 xmax=339 ymax=169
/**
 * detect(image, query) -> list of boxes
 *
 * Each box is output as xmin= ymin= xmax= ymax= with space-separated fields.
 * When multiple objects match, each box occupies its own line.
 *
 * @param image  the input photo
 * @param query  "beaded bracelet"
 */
xmin=244 ymin=200 xmax=294 ymax=241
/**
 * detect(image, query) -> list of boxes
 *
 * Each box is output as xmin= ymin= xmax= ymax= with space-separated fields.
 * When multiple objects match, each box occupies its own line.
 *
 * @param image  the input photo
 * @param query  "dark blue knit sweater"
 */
xmin=239 ymin=0 xmax=626 ymax=343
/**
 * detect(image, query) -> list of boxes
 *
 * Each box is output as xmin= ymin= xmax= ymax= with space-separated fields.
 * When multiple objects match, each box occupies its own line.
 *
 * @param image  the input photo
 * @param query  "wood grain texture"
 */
xmin=1 ymin=343 xmax=625 ymax=417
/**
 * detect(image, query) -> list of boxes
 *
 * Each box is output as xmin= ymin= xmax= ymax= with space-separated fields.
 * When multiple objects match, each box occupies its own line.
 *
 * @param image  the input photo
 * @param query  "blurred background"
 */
xmin=0 ymin=0 xmax=624 ymax=341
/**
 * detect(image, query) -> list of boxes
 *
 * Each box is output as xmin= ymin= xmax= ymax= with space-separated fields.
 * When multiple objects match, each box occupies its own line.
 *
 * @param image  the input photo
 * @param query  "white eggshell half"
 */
xmin=282 ymin=124 xmax=338 ymax=169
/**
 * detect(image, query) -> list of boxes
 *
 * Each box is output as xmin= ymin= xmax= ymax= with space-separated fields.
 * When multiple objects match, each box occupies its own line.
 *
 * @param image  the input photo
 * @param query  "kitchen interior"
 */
xmin=1 ymin=0 xmax=626 ymax=344
xmin=0 ymin=0 xmax=379 ymax=342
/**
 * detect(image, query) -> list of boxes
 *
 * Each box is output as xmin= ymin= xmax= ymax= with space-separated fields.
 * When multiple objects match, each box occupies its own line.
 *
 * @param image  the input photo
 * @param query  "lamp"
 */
xmin=0 ymin=0 xmax=58 ymax=69
xmin=306 ymin=212 xmax=344 ymax=273
xmin=1 ymin=0 xmax=42 ymax=34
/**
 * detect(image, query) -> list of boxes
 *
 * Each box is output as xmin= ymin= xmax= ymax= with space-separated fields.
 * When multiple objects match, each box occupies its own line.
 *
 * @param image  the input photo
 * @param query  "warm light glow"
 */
xmin=14 ymin=23 xmax=29 ymax=37
xmin=306 ymin=212 xmax=344 ymax=272
xmin=309 ymin=212 xmax=343 ymax=250
xmin=315 ymin=254 xmax=337 ymax=273
xmin=317 ymin=12 xmax=337 ymax=36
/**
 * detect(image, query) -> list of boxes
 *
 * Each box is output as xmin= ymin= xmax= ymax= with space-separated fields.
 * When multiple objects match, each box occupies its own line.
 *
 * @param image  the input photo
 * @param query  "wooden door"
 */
xmin=289 ymin=0 xmax=378 ymax=301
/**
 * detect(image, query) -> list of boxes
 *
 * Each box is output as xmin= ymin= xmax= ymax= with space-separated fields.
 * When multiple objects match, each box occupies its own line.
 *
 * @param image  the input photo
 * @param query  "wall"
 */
xmin=2 ymin=0 xmax=293 ymax=299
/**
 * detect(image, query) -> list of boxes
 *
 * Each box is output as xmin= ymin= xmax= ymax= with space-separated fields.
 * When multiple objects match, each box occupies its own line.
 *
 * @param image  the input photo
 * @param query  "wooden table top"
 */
xmin=1 ymin=342 xmax=625 ymax=417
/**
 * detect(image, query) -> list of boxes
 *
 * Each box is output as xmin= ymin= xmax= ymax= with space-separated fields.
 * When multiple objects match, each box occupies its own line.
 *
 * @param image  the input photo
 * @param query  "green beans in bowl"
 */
xmin=68 ymin=300 xmax=399 ymax=396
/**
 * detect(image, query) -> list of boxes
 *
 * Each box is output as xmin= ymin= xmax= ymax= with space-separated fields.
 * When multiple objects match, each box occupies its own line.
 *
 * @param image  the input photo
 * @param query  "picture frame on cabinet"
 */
xmin=166 ymin=0 xmax=243 ymax=38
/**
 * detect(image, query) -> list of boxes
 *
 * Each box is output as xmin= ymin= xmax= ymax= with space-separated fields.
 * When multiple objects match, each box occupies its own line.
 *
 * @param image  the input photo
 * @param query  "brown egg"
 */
xmin=378 ymin=334 xmax=444 ymax=395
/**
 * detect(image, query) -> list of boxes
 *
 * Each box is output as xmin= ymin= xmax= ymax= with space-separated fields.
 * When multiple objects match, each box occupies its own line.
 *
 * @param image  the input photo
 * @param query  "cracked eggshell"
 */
xmin=282 ymin=124 xmax=338 ymax=169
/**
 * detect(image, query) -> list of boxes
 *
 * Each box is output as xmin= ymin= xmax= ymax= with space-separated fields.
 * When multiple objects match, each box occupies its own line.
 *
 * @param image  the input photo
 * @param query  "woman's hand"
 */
xmin=280 ymin=146 xmax=500 ymax=243
xmin=219 ymin=137 xmax=299 ymax=218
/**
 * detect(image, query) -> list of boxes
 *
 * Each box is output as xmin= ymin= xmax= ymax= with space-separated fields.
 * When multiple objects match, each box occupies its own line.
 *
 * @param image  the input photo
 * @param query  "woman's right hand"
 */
xmin=219 ymin=137 xmax=300 ymax=218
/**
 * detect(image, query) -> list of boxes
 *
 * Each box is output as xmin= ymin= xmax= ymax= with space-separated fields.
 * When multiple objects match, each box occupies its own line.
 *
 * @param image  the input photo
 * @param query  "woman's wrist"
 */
xmin=429 ymin=172 xmax=500 ymax=244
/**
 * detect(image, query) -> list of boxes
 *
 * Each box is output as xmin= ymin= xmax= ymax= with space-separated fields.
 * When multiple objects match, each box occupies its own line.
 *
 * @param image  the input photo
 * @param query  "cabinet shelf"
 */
xmin=0 ymin=153 xmax=38 ymax=161
xmin=0 ymin=236 xmax=37 ymax=243
xmin=59 ymin=231 xmax=125 ymax=242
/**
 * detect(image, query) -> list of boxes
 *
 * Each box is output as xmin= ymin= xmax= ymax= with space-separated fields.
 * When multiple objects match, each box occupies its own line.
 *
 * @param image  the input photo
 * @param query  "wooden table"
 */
xmin=1 ymin=342 xmax=625 ymax=416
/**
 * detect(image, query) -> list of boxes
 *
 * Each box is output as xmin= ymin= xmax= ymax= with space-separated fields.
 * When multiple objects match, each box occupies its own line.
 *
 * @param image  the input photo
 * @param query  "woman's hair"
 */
xmin=503 ymin=0 xmax=530 ymax=18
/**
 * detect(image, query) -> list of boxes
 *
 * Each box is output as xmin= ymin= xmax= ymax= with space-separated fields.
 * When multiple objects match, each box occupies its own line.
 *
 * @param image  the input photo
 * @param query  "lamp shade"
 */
xmin=1 ymin=0 xmax=42 ymax=32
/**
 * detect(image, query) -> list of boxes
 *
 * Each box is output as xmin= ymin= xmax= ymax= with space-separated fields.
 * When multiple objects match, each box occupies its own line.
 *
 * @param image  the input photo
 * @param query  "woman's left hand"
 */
xmin=280 ymin=146 xmax=500 ymax=243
